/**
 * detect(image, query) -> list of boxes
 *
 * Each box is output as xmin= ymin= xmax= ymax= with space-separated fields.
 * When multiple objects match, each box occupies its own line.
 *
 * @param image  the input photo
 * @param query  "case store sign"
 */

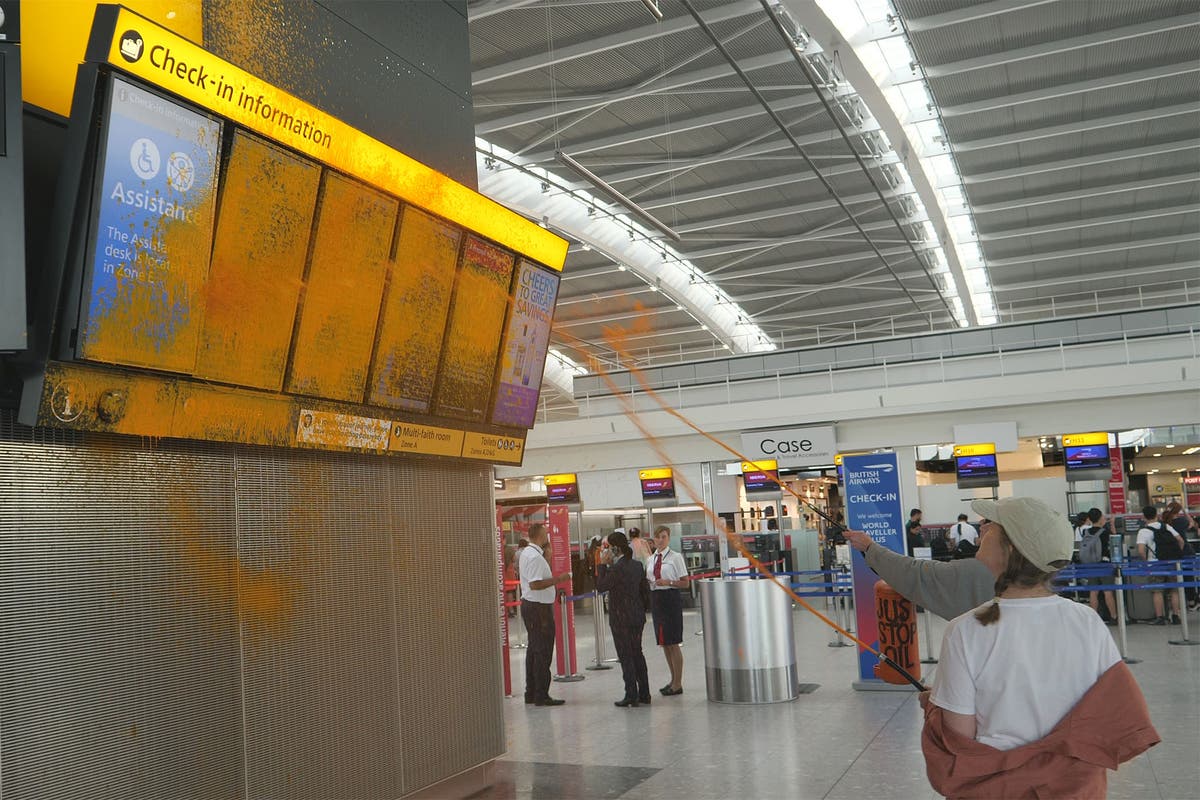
xmin=740 ymin=425 xmax=837 ymax=468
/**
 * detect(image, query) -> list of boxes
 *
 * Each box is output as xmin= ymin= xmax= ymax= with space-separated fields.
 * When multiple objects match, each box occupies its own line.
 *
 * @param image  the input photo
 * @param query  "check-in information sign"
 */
xmin=843 ymin=452 xmax=907 ymax=687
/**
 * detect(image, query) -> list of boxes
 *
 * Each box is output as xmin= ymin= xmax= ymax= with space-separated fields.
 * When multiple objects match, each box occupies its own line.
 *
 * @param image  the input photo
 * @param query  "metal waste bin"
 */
xmin=698 ymin=578 xmax=798 ymax=704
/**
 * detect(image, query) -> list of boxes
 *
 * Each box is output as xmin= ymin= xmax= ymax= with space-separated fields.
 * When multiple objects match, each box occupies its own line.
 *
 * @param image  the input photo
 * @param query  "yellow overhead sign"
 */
xmin=544 ymin=473 xmax=578 ymax=486
xmin=639 ymin=468 xmax=673 ymax=481
xmin=741 ymin=459 xmax=778 ymax=473
xmin=91 ymin=6 xmax=567 ymax=270
xmin=953 ymin=443 xmax=996 ymax=457
xmin=1062 ymin=432 xmax=1108 ymax=447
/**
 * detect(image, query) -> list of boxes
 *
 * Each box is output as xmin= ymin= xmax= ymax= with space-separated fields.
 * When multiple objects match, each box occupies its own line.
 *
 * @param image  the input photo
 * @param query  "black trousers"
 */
xmin=521 ymin=600 xmax=556 ymax=701
xmin=611 ymin=621 xmax=649 ymax=701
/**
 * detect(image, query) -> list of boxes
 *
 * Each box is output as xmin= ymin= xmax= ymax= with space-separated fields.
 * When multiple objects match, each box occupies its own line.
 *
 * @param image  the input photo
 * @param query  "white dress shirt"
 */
xmin=519 ymin=543 xmax=554 ymax=603
xmin=649 ymin=547 xmax=688 ymax=590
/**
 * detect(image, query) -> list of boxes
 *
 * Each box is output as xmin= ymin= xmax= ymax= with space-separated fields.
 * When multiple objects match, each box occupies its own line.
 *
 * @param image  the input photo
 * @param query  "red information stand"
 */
xmin=547 ymin=503 xmax=578 ymax=677
xmin=496 ymin=508 xmax=511 ymax=697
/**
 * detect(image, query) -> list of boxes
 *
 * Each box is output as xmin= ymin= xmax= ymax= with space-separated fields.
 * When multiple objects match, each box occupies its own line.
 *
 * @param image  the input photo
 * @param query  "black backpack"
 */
xmin=1149 ymin=523 xmax=1184 ymax=561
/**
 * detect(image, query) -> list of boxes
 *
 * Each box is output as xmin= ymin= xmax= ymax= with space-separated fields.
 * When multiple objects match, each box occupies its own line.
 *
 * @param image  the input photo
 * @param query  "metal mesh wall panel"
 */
xmin=236 ymin=449 xmax=404 ymax=799
xmin=0 ymin=409 xmax=506 ymax=799
xmin=0 ymin=410 xmax=245 ymax=800
xmin=389 ymin=462 xmax=505 ymax=794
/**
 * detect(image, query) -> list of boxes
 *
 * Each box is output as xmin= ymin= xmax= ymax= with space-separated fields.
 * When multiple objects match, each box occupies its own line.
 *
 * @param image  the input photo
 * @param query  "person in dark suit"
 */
xmin=595 ymin=530 xmax=652 ymax=707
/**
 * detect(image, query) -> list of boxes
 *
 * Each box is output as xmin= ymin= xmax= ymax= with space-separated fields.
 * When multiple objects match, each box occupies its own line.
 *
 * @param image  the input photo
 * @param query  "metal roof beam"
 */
xmin=987 ymin=233 xmax=1199 ymax=268
xmin=715 ymin=246 xmax=921 ymax=279
xmin=952 ymin=102 xmax=1199 ymax=152
xmin=673 ymin=191 xmax=897 ymax=233
xmin=601 ymin=118 xmax=880 ymax=184
xmin=522 ymin=93 xmax=820 ymax=161
xmin=977 ymin=204 xmax=1200 ymax=242
xmin=472 ymin=0 xmax=761 ymax=85
xmin=968 ymin=174 xmax=1197 ymax=214
xmin=681 ymin=214 xmax=916 ymax=260
xmin=477 ymin=50 xmax=797 ymax=134
xmin=755 ymin=295 xmax=944 ymax=323
xmin=922 ymin=14 xmax=1200 ymax=78
xmin=903 ymin=0 xmax=1059 ymax=32
xmin=993 ymin=260 xmax=1200 ymax=292
xmin=638 ymin=155 xmax=899 ymax=208
xmin=941 ymin=61 xmax=1200 ymax=117
xmin=952 ymin=139 xmax=1200 ymax=186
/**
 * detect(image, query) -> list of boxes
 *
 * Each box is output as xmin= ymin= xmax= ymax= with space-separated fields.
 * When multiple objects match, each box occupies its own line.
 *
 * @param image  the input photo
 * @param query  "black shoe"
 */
xmin=615 ymin=697 xmax=639 ymax=708
xmin=638 ymin=696 xmax=652 ymax=705
xmin=661 ymin=686 xmax=683 ymax=696
xmin=524 ymin=696 xmax=535 ymax=705
xmin=1148 ymin=617 xmax=1167 ymax=626
xmin=1104 ymin=619 xmax=1117 ymax=626
xmin=535 ymin=697 xmax=565 ymax=706
xmin=660 ymin=683 xmax=672 ymax=694
xmin=1125 ymin=618 xmax=1139 ymax=625
xmin=1170 ymin=615 xmax=1181 ymax=625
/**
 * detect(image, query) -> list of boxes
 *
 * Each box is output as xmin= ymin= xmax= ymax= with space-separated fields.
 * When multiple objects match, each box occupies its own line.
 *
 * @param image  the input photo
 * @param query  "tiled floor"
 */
xmin=480 ymin=597 xmax=1200 ymax=800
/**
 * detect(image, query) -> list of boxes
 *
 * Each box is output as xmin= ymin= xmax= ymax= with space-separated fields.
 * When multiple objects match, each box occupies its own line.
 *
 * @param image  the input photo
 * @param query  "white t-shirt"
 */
xmin=649 ymin=548 xmax=688 ymax=589
xmin=949 ymin=522 xmax=977 ymax=545
xmin=1136 ymin=522 xmax=1174 ymax=559
xmin=931 ymin=595 xmax=1120 ymax=750
xmin=519 ymin=543 xmax=554 ymax=603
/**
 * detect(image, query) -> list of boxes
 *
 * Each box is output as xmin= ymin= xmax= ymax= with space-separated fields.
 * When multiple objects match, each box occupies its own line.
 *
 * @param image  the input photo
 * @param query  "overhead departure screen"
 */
xmin=433 ymin=235 xmax=515 ymax=422
xmin=195 ymin=132 xmax=320 ymax=390
xmin=286 ymin=173 xmax=397 ymax=402
xmin=491 ymin=260 xmax=560 ymax=429
xmin=368 ymin=208 xmax=462 ymax=412
xmin=78 ymin=77 xmax=221 ymax=372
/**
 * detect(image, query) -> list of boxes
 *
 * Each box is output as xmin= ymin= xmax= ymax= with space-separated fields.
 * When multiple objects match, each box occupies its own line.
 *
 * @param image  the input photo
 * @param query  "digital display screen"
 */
xmin=286 ymin=173 xmax=397 ymax=402
xmin=641 ymin=477 xmax=676 ymax=501
xmin=79 ymin=77 xmax=221 ymax=372
xmin=836 ymin=464 xmax=843 ymax=484
xmin=956 ymin=454 xmax=997 ymax=478
xmin=195 ymin=132 xmax=319 ymax=390
xmin=743 ymin=469 xmax=781 ymax=494
xmin=1064 ymin=443 xmax=1110 ymax=471
xmin=368 ymin=208 xmax=462 ymax=412
xmin=434 ymin=235 xmax=515 ymax=421
xmin=491 ymin=260 xmax=560 ymax=428
xmin=547 ymin=481 xmax=579 ymax=503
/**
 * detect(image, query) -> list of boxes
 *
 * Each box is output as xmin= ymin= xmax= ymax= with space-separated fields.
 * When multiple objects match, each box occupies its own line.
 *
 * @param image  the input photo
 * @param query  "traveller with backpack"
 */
xmin=1136 ymin=505 xmax=1186 ymax=625
xmin=1078 ymin=508 xmax=1117 ymax=624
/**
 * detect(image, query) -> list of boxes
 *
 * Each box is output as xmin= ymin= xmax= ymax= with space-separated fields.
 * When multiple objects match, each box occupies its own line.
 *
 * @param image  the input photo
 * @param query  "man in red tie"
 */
xmin=649 ymin=525 xmax=689 ymax=695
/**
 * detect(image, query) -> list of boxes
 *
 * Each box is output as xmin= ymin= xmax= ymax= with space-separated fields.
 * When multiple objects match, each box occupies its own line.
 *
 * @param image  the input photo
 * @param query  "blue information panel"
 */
xmin=843 ymin=452 xmax=906 ymax=685
xmin=79 ymin=76 xmax=221 ymax=372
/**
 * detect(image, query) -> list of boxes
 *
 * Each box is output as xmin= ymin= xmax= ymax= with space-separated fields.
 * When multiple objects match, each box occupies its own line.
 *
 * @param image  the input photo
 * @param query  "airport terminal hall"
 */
xmin=3 ymin=0 xmax=1200 ymax=798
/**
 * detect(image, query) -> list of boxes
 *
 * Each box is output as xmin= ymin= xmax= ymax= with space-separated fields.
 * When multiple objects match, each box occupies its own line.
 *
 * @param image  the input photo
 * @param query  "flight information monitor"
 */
xmin=545 ymin=473 xmax=580 ymax=504
xmin=640 ymin=468 xmax=676 ymax=502
xmin=1062 ymin=433 xmax=1112 ymax=482
xmin=742 ymin=459 xmax=782 ymax=494
xmin=953 ymin=443 xmax=999 ymax=489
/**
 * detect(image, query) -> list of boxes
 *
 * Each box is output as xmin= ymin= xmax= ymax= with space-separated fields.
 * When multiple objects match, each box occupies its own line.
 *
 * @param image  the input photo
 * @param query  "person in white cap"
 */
xmin=922 ymin=496 xmax=1158 ymax=797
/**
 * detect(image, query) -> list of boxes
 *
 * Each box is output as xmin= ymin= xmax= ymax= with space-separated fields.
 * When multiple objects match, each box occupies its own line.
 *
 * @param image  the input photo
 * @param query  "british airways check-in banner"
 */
xmin=843 ymin=452 xmax=904 ymax=685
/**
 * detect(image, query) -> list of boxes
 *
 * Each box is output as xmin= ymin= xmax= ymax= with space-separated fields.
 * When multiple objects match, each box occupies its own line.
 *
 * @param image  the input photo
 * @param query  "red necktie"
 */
xmin=654 ymin=552 xmax=663 ymax=580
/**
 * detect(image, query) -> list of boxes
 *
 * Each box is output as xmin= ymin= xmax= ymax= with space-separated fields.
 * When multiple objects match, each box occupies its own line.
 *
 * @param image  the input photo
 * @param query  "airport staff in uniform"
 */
xmin=519 ymin=523 xmax=573 ymax=707
xmin=649 ymin=525 xmax=689 ymax=696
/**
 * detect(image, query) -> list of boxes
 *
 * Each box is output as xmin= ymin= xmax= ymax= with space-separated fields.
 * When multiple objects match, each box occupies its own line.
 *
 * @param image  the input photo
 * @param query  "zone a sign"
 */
xmin=740 ymin=425 xmax=837 ymax=468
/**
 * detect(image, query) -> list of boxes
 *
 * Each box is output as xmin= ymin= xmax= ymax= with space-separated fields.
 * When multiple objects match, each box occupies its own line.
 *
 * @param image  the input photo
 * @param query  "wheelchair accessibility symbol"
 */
xmin=130 ymin=138 xmax=161 ymax=180
xmin=166 ymin=152 xmax=196 ymax=192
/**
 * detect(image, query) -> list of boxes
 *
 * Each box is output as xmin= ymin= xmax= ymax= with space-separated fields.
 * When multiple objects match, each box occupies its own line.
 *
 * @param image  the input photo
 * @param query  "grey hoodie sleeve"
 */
xmin=863 ymin=544 xmax=995 ymax=620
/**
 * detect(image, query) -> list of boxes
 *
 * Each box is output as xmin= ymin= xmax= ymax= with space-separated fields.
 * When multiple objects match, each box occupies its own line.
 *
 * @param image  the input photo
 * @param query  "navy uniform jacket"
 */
xmin=595 ymin=555 xmax=651 ymax=629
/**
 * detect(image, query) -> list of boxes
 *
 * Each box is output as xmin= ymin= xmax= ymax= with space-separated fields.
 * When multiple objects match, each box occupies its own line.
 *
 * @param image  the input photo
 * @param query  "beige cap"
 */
xmin=971 ymin=496 xmax=1074 ymax=572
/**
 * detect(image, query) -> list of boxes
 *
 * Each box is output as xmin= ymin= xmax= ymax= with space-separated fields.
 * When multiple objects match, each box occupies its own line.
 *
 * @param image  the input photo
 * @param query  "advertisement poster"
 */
xmin=843 ymin=452 xmax=907 ymax=687
xmin=80 ymin=76 xmax=221 ymax=372
xmin=547 ymin=503 xmax=577 ymax=676
xmin=491 ymin=261 xmax=560 ymax=428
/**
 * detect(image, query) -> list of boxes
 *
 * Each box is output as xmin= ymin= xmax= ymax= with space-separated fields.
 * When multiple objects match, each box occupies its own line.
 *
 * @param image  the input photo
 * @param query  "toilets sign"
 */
xmin=739 ymin=425 xmax=836 ymax=468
